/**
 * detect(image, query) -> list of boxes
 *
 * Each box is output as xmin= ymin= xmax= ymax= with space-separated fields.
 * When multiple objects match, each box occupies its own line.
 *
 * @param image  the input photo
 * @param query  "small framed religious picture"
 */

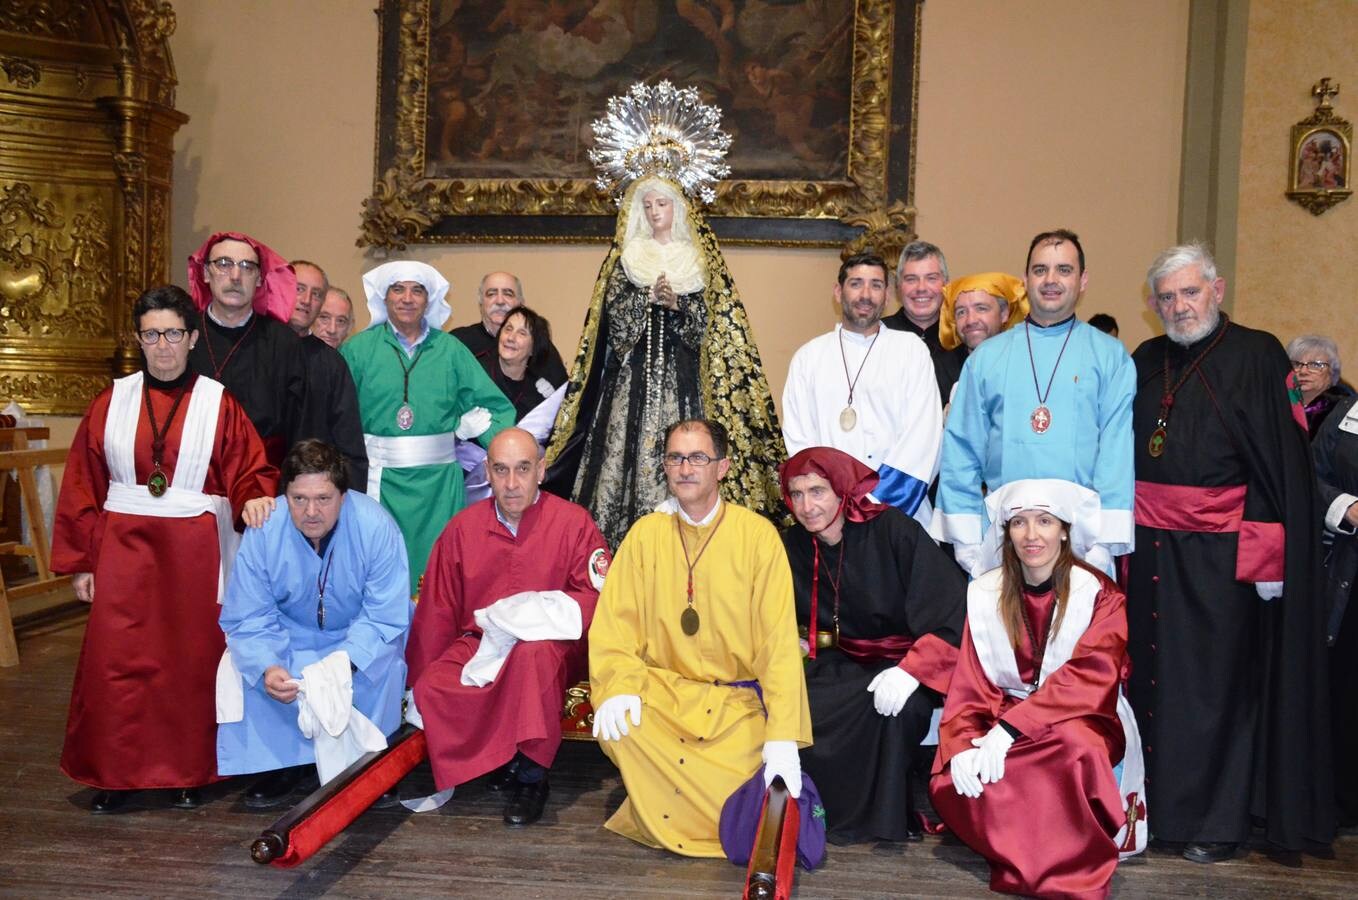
xmin=1286 ymin=77 xmax=1352 ymax=216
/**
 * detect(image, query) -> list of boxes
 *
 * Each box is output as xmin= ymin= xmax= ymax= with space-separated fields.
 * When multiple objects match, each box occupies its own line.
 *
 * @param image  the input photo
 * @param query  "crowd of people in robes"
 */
xmin=44 ymin=82 xmax=1352 ymax=900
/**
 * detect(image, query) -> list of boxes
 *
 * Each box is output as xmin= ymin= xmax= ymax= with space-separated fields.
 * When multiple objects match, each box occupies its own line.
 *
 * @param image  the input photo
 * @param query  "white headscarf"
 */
xmin=361 ymin=261 xmax=452 ymax=330
xmin=979 ymin=479 xmax=1103 ymax=570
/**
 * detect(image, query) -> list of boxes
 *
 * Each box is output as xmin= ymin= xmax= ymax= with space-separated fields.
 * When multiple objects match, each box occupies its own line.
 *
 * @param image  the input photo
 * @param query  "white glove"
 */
xmin=1255 ymin=581 xmax=1283 ymax=601
xmin=762 ymin=740 xmax=802 ymax=799
xmin=866 ymin=665 xmax=920 ymax=717
xmin=950 ymin=748 xmax=984 ymax=798
xmin=1082 ymin=543 xmax=1114 ymax=578
xmin=403 ymin=687 xmax=424 ymax=728
xmin=592 ymin=694 xmax=641 ymax=742
xmin=455 ymin=406 xmax=493 ymax=440
xmin=971 ymin=724 xmax=1015 ymax=784
xmin=952 ymin=541 xmax=989 ymax=579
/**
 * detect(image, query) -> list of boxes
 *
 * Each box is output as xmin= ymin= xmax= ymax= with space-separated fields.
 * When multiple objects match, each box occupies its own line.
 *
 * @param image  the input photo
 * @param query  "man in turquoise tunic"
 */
xmin=341 ymin=261 xmax=515 ymax=593
xmin=933 ymin=229 xmax=1136 ymax=578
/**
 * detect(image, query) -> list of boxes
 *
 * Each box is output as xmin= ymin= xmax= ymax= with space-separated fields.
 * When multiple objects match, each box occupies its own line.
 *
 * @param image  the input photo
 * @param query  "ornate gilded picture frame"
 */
xmin=1286 ymin=78 xmax=1351 ymax=216
xmin=361 ymin=0 xmax=920 ymax=250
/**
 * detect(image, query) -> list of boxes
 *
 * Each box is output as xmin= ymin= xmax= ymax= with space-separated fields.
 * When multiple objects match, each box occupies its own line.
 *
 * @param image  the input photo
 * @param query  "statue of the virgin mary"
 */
xmin=545 ymin=82 xmax=786 ymax=548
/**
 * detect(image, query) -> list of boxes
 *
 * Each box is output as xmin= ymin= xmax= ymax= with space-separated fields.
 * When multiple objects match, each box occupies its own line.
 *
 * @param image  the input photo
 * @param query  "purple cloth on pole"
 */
xmin=718 ymin=764 xmax=827 ymax=870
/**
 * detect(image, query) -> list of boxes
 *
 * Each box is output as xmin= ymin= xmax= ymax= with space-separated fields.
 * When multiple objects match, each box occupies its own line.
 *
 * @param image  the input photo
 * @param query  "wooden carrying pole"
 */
xmin=743 ymin=779 xmax=800 ymax=900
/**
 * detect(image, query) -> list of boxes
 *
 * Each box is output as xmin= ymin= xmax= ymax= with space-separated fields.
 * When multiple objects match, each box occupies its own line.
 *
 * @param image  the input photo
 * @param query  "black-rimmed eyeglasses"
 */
xmin=138 ymin=328 xmax=189 ymax=345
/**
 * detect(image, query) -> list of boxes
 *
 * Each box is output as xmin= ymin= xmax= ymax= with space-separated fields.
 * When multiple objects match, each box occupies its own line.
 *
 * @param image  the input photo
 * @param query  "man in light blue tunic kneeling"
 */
xmin=217 ymin=439 xmax=413 ymax=808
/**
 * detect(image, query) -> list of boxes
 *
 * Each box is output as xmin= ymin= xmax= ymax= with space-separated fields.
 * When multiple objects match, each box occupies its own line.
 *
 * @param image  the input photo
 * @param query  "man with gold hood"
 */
xmin=937 ymin=272 xmax=1029 ymax=408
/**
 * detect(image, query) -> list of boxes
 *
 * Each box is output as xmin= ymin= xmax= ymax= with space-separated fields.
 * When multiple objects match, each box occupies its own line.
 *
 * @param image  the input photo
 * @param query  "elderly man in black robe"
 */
xmin=186 ymin=231 xmax=367 ymax=486
xmin=1127 ymin=242 xmax=1333 ymax=863
xmin=780 ymin=446 xmax=965 ymax=843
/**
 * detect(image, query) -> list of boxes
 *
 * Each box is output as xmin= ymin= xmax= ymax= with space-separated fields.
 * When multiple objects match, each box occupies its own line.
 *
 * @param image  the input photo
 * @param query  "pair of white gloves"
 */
xmin=949 ymin=725 xmax=1016 ymax=798
xmin=592 ymin=694 xmax=804 ymax=799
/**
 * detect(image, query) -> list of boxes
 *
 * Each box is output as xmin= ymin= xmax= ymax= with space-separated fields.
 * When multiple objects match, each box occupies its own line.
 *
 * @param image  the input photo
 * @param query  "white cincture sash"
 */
xmin=363 ymin=430 xmax=459 ymax=501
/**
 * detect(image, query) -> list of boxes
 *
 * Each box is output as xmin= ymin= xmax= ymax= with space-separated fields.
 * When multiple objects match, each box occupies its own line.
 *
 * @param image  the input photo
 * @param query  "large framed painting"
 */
xmin=361 ymin=0 xmax=920 ymax=249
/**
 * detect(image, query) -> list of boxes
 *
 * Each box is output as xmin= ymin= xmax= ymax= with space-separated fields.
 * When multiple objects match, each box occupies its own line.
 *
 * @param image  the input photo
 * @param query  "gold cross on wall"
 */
xmin=1313 ymin=78 xmax=1340 ymax=109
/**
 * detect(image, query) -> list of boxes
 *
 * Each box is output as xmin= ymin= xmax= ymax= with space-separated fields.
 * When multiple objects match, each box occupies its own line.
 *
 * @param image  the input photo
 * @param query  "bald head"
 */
xmin=487 ymin=428 xmax=543 ymax=526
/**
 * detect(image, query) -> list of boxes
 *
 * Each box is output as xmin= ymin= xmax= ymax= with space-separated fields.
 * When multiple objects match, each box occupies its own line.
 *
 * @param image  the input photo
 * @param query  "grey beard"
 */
xmin=1167 ymin=307 xmax=1220 ymax=347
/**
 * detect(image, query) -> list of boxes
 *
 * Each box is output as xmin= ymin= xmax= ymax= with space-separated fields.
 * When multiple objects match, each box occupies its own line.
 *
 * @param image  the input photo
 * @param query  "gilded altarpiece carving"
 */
xmin=0 ymin=1 xmax=186 ymax=414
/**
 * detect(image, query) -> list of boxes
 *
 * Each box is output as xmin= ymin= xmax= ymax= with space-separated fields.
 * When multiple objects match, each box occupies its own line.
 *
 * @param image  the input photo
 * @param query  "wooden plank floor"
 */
xmin=2 ymin=617 xmax=1354 ymax=899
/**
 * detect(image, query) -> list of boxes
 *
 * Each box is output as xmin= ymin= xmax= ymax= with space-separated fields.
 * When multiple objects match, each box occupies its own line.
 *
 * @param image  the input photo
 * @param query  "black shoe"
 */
xmin=90 ymin=790 xmax=133 ymax=814
xmin=373 ymin=786 xmax=402 ymax=809
xmin=244 ymin=767 xmax=305 ymax=809
xmin=503 ymin=778 xmax=550 ymax=826
xmin=1183 ymin=842 xmax=1238 ymax=863
xmin=486 ymin=762 xmax=518 ymax=792
xmin=171 ymin=787 xmax=204 ymax=810
xmin=903 ymin=816 xmax=924 ymax=843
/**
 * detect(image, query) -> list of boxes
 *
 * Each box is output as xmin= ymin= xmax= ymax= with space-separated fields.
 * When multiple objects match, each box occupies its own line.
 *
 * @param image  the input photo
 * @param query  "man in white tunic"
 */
xmin=782 ymin=252 xmax=943 ymax=526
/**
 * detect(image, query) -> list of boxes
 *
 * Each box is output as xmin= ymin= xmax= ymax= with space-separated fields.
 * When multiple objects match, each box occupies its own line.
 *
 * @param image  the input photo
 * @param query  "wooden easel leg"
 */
xmin=0 ymin=579 xmax=18 ymax=667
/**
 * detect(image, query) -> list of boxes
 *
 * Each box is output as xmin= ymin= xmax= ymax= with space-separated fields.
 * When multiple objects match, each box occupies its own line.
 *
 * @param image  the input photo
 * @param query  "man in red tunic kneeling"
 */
xmin=405 ymin=428 xmax=610 ymax=826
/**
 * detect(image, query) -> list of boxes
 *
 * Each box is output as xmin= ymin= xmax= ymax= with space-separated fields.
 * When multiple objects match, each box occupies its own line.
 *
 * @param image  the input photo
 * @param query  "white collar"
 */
xmin=207 ymin=305 xmax=253 ymax=329
xmin=655 ymin=495 xmax=722 ymax=526
xmin=836 ymin=322 xmax=881 ymax=346
xmin=494 ymin=490 xmax=541 ymax=536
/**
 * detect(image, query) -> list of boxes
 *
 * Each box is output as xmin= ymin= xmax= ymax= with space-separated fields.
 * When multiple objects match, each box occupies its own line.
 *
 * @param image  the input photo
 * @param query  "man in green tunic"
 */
xmin=342 ymin=261 xmax=514 ymax=593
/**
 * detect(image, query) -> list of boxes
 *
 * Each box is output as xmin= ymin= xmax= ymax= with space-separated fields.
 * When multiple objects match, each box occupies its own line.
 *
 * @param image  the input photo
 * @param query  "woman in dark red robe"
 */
xmin=53 ymin=285 xmax=277 ymax=812
xmin=929 ymin=479 xmax=1146 ymax=900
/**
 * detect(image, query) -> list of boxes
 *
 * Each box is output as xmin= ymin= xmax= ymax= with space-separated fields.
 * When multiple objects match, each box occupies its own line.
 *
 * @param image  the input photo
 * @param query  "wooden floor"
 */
xmin=2 ymin=617 xmax=1355 ymax=899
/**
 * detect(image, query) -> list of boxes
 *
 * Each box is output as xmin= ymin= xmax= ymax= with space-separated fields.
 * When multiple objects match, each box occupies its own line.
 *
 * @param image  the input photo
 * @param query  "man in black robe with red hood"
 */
xmin=780 ymin=446 xmax=965 ymax=843
xmin=1127 ymin=243 xmax=1333 ymax=863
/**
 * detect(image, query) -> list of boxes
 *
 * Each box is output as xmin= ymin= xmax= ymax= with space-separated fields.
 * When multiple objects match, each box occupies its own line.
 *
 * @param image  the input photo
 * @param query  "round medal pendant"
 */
xmin=147 ymin=467 xmax=168 ymax=498
xmin=1030 ymin=405 xmax=1052 ymax=434
xmin=396 ymin=402 xmax=415 ymax=431
xmin=680 ymin=606 xmax=700 ymax=636
xmin=838 ymin=406 xmax=858 ymax=432
xmin=1148 ymin=426 xmax=1167 ymax=458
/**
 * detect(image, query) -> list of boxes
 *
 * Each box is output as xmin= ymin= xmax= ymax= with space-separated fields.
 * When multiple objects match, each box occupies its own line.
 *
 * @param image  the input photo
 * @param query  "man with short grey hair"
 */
xmin=1126 ymin=242 xmax=1332 ymax=861
xmin=882 ymin=240 xmax=965 ymax=401
xmin=450 ymin=271 xmax=567 ymax=383
xmin=313 ymin=287 xmax=355 ymax=350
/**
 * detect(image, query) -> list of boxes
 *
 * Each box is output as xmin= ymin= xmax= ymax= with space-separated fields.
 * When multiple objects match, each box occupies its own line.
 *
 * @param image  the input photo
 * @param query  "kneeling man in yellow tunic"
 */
xmin=589 ymin=417 xmax=812 ymax=856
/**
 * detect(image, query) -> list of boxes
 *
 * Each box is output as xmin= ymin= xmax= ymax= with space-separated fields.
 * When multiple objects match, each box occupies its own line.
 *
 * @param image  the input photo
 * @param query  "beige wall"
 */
xmin=167 ymin=0 xmax=1189 ymax=409
xmin=1235 ymin=0 xmax=1358 ymax=367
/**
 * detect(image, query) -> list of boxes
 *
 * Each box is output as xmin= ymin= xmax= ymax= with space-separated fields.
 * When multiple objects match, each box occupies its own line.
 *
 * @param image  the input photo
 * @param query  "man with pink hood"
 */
xmin=186 ymin=231 xmax=366 ymax=485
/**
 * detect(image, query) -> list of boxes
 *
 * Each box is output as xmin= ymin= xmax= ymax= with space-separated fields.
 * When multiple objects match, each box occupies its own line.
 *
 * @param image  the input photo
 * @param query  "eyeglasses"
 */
xmin=662 ymin=452 xmax=724 ymax=468
xmin=1291 ymin=359 xmax=1332 ymax=372
xmin=208 ymin=257 xmax=261 ymax=276
xmin=138 ymin=328 xmax=189 ymax=345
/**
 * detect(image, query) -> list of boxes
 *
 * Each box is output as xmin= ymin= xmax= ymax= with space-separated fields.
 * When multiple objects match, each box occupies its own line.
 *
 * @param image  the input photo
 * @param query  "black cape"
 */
xmin=782 ymin=509 xmax=965 ymax=842
xmin=1126 ymin=316 xmax=1333 ymax=848
xmin=479 ymin=355 xmax=563 ymax=421
xmin=881 ymin=311 xmax=966 ymax=403
xmin=189 ymin=313 xmax=368 ymax=486
xmin=1311 ymin=392 xmax=1358 ymax=824
xmin=450 ymin=321 xmax=568 ymax=386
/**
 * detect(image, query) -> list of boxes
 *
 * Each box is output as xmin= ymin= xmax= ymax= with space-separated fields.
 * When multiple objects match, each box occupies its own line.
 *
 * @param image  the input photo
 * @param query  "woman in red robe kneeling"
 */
xmin=930 ymin=479 xmax=1147 ymax=900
